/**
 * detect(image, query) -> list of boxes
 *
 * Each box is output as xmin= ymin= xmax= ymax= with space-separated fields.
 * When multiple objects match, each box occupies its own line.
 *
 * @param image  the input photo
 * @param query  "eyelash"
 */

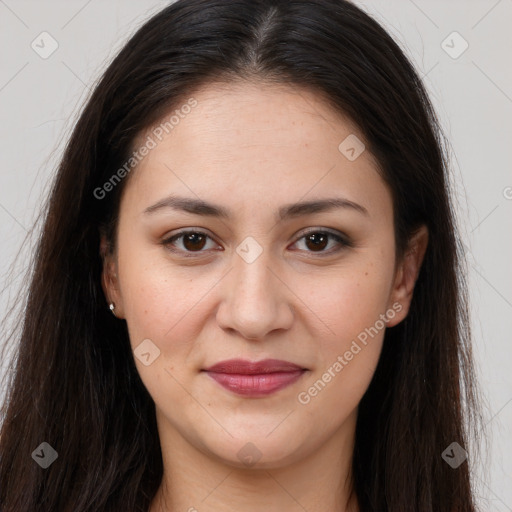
xmin=161 ymin=228 xmax=352 ymax=257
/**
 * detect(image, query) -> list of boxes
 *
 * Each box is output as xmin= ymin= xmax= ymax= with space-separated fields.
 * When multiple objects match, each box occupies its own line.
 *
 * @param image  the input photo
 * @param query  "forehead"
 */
xmin=123 ymin=80 xmax=390 ymax=221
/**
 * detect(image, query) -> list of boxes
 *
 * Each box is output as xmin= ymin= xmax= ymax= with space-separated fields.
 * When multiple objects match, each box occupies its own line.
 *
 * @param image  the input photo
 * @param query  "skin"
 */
xmin=101 ymin=80 xmax=428 ymax=512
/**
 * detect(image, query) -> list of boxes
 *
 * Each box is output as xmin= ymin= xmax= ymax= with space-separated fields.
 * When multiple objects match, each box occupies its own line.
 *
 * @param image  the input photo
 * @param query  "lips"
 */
xmin=202 ymin=358 xmax=308 ymax=396
xmin=204 ymin=358 xmax=305 ymax=374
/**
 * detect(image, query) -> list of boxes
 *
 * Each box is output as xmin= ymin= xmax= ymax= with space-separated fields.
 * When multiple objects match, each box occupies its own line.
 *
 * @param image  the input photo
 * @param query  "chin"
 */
xmin=200 ymin=430 xmax=308 ymax=470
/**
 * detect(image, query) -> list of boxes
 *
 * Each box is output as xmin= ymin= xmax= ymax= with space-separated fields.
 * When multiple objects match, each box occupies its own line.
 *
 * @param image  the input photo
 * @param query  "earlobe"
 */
xmin=387 ymin=225 xmax=429 ymax=327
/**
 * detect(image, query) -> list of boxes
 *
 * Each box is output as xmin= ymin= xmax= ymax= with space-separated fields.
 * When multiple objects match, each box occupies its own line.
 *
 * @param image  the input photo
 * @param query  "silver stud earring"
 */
xmin=109 ymin=302 xmax=116 ymax=316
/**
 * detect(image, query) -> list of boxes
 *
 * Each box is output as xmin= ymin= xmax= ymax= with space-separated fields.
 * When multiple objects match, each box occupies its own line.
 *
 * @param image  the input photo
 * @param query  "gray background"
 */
xmin=0 ymin=0 xmax=510 ymax=509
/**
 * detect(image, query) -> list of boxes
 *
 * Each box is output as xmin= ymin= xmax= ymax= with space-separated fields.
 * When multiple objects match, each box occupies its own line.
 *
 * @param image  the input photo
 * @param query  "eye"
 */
xmin=291 ymin=229 xmax=351 ymax=255
xmin=162 ymin=230 xmax=220 ymax=255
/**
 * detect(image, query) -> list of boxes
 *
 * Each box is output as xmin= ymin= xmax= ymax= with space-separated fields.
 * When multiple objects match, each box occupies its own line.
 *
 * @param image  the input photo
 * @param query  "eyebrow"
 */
xmin=143 ymin=194 xmax=369 ymax=220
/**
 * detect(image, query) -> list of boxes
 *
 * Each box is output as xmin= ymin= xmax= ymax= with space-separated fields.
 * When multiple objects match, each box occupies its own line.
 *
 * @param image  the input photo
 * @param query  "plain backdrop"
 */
xmin=0 ymin=0 xmax=511 ymax=509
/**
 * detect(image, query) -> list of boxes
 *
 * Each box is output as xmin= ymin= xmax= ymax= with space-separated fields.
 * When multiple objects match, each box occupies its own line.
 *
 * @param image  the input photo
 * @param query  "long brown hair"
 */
xmin=0 ymin=1 xmax=482 ymax=510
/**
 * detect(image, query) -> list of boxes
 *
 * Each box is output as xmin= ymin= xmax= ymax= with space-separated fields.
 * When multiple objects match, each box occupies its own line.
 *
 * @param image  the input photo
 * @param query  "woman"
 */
xmin=0 ymin=0 xmax=482 ymax=510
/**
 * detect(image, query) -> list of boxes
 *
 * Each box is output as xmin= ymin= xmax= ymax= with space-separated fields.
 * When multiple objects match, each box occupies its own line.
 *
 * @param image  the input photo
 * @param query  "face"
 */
xmin=102 ymin=81 xmax=427 ymax=469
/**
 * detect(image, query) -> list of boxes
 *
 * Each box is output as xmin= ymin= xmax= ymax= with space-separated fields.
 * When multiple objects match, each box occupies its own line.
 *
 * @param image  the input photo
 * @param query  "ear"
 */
xmin=386 ymin=224 xmax=428 ymax=327
xmin=100 ymin=233 xmax=125 ymax=319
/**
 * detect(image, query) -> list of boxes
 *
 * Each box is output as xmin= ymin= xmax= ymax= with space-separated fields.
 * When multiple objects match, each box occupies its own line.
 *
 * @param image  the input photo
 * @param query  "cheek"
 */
xmin=294 ymin=282 xmax=390 ymax=431
xmin=116 ymin=252 xmax=208 ymax=410
xmin=292 ymin=255 xmax=394 ymax=412
xmin=294 ymin=256 xmax=394 ymax=350
xmin=116 ymin=232 xmax=204 ymax=334
xmin=114 ymin=238 xmax=201 ymax=374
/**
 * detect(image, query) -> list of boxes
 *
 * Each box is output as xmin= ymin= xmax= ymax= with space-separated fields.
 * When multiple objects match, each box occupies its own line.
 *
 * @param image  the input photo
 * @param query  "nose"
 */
xmin=215 ymin=249 xmax=294 ymax=341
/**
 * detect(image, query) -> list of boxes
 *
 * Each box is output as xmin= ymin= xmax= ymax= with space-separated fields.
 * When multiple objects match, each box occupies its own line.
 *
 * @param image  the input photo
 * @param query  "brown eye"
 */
xmin=292 ymin=230 xmax=351 ymax=255
xmin=162 ymin=230 xmax=218 ymax=254
xmin=181 ymin=232 xmax=207 ymax=251
xmin=304 ymin=232 xmax=329 ymax=252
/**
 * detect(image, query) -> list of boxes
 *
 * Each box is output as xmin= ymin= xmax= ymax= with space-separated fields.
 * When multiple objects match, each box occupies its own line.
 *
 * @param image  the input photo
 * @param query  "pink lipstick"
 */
xmin=202 ymin=358 xmax=307 ymax=397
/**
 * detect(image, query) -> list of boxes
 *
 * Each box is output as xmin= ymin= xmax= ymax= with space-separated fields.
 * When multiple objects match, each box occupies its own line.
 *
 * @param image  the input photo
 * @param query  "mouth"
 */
xmin=201 ymin=358 xmax=308 ymax=397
